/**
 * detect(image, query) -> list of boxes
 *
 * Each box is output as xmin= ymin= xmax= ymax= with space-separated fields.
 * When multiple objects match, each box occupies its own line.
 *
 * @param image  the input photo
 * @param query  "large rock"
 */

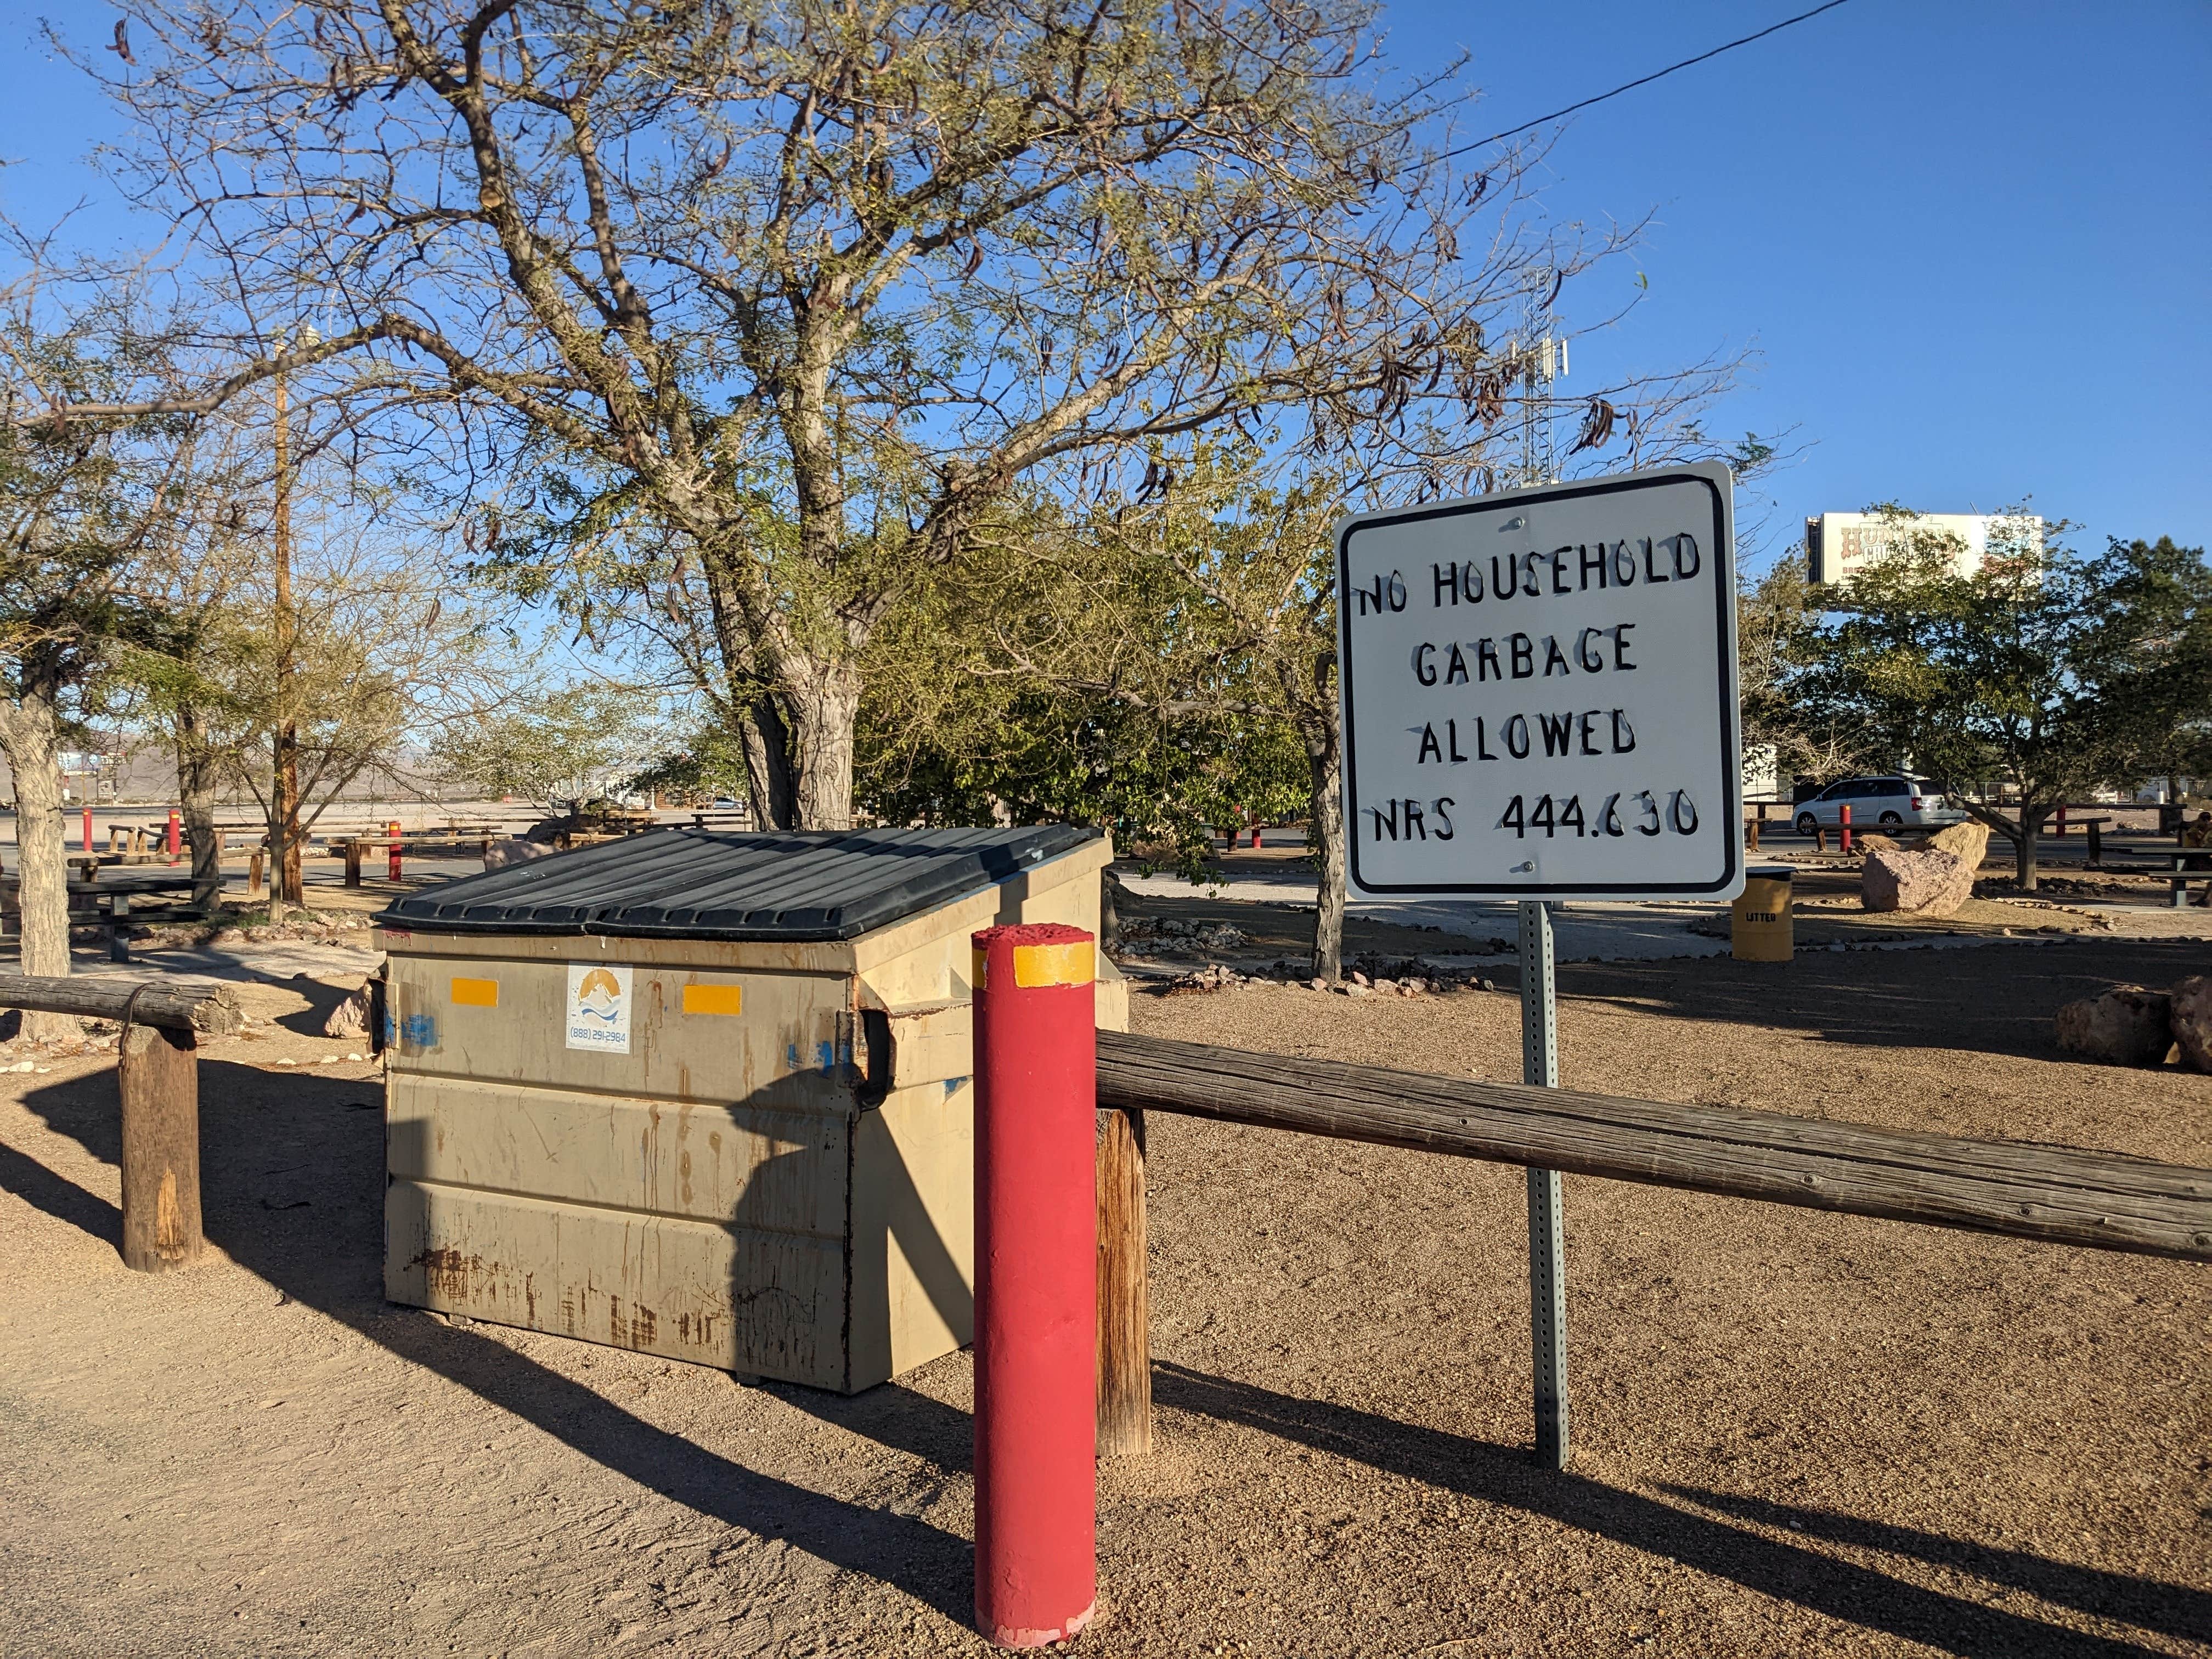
xmin=2055 ymin=985 xmax=2173 ymax=1067
xmin=324 ymin=980 xmax=376 ymax=1040
xmin=1854 ymin=832 xmax=1903 ymax=855
xmin=1920 ymin=818 xmax=1991 ymax=868
xmin=2172 ymin=975 xmax=2212 ymax=1073
xmin=1861 ymin=847 xmax=1974 ymax=915
xmin=484 ymin=837 xmax=557 ymax=871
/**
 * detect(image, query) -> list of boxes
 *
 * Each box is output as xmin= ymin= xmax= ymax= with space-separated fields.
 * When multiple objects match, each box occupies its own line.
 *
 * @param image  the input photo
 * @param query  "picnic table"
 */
xmin=2087 ymin=839 xmax=2210 ymax=907
xmin=0 ymin=869 xmax=201 ymax=960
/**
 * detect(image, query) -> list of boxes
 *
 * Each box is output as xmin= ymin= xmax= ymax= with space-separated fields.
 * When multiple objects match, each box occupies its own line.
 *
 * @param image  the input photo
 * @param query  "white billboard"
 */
xmin=1335 ymin=463 xmax=1743 ymax=902
xmin=1806 ymin=512 xmax=2043 ymax=586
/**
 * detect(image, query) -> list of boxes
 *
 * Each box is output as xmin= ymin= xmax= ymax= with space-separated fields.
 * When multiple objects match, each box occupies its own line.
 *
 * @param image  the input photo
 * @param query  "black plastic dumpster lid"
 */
xmin=374 ymin=825 xmax=1102 ymax=941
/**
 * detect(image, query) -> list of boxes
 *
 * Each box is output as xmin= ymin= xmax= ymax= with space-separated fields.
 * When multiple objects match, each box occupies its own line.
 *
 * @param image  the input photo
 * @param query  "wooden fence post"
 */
xmin=1097 ymin=1105 xmax=1152 ymax=1457
xmin=343 ymin=840 xmax=363 ymax=888
xmin=249 ymin=849 xmax=265 ymax=896
xmin=119 ymin=1022 xmax=203 ymax=1273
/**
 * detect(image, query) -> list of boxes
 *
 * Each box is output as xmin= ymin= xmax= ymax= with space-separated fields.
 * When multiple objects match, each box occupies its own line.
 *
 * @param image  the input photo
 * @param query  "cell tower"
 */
xmin=1515 ymin=266 xmax=1567 ymax=488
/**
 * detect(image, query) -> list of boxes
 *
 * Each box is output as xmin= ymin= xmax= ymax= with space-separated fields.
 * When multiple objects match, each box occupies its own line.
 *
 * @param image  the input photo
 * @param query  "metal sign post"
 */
xmin=1331 ymin=462 xmax=1745 ymax=1471
xmin=1517 ymin=900 xmax=1567 ymax=1469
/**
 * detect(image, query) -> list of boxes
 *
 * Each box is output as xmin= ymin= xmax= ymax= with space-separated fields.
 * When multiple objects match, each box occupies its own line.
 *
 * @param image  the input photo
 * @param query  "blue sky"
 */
xmin=1381 ymin=0 xmax=2211 ymax=565
xmin=2 ymin=1 xmax=2206 ymax=572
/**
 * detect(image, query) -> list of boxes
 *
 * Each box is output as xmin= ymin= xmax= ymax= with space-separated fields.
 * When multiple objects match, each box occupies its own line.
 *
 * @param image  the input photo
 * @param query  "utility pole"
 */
xmin=269 ymin=332 xmax=303 ymax=918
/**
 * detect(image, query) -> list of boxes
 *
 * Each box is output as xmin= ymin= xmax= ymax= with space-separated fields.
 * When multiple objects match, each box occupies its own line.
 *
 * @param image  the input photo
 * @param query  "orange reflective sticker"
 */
xmin=681 ymin=983 xmax=743 ymax=1017
xmin=449 ymin=977 xmax=499 ymax=1007
xmin=1012 ymin=940 xmax=1096 ymax=988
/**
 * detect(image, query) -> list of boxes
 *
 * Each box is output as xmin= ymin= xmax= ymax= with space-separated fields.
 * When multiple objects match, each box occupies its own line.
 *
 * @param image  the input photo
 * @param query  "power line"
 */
xmin=1442 ymin=0 xmax=1855 ymax=162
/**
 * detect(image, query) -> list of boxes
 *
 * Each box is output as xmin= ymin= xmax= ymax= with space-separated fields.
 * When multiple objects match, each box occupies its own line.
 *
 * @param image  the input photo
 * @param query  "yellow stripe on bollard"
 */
xmin=1013 ymin=940 xmax=1096 ymax=988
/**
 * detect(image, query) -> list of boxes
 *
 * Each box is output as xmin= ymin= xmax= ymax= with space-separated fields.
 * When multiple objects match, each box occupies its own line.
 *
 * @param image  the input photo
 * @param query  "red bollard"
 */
xmin=971 ymin=922 xmax=1097 ymax=1649
xmin=1839 ymin=803 xmax=1853 ymax=855
xmin=1251 ymin=824 xmax=1263 ymax=849
xmin=387 ymin=820 xmax=403 ymax=881
xmin=2054 ymin=804 xmax=2067 ymax=840
xmin=165 ymin=808 xmax=182 ymax=861
xmin=82 ymin=807 xmax=94 ymax=854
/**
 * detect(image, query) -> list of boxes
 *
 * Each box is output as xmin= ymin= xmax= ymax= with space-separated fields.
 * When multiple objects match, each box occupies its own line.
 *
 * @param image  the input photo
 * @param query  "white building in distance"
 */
xmin=1805 ymin=511 xmax=2043 ymax=586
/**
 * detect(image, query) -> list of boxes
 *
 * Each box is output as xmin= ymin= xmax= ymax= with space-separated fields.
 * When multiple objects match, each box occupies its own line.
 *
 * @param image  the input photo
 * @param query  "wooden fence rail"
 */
xmin=0 ymin=973 xmax=242 ymax=1035
xmin=1091 ymin=1029 xmax=2212 ymax=1454
xmin=0 ymin=975 xmax=242 ymax=1275
xmin=1097 ymin=1030 xmax=2212 ymax=1260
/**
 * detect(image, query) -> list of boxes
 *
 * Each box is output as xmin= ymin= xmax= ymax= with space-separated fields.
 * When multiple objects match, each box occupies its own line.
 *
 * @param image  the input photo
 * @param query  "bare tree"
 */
xmin=84 ymin=0 xmax=1714 ymax=830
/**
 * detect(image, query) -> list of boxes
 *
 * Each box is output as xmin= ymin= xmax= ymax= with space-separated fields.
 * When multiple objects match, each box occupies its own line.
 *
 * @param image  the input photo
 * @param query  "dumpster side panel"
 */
xmin=385 ymin=1179 xmax=845 ymax=1388
xmin=846 ymin=1079 xmax=978 ymax=1392
xmin=385 ymin=956 xmax=851 ymax=1108
xmin=386 ymin=1074 xmax=849 ymax=1234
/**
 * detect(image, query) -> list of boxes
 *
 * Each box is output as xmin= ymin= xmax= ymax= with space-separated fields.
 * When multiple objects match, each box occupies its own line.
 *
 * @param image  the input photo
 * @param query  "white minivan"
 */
xmin=1793 ymin=776 xmax=1966 ymax=834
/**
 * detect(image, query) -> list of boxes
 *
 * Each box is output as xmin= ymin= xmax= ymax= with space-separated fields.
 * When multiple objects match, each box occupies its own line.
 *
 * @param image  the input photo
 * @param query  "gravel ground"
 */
xmin=0 ymin=939 xmax=2207 ymax=1656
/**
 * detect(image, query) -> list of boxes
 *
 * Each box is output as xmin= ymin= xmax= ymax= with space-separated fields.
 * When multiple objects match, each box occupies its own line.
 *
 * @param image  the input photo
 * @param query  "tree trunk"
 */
xmin=274 ymin=729 xmax=304 ymax=907
xmin=1305 ymin=724 xmax=1345 ymax=983
xmin=737 ymin=695 xmax=799 ymax=832
xmin=2015 ymin=807 xmax=2044 ymax=892
xmin=785 ymin=656 xmax=862 ymax=832
xmin=0 ymin=675 xmax=82 ymax=1043
xmin=262 ymin=791 xmax=287 ymax=922
xmin=174 ymin=711 xmax=224 ymax=916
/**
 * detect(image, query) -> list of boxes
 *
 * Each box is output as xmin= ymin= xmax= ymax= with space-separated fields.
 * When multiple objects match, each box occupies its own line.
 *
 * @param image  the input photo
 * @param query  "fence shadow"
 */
xmin=1154 ymin=1361 xmax=2186 ymax=1658
xmin=1660 ymin=1483 xmax=2212 ymax=1647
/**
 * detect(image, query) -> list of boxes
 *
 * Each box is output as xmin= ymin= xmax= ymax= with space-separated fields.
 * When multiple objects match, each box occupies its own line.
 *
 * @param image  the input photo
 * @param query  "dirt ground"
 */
xmin=2 ymin=939 xmax=2209 ymax=1657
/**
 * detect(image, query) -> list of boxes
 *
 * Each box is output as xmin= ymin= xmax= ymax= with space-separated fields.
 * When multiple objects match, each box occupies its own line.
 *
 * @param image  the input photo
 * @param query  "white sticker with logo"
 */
xmin=566 ymin=963 xmax=634 ymax=1054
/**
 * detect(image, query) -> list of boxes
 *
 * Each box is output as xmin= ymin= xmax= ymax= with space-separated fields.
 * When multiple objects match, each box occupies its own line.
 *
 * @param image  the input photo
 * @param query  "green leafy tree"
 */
xmin=1737 ymin=559 xmax=1864 ymax=789
xmin=1797 ymin=518 xmax=2212 ymax=889
xmin=0 ymin=258 xmax=194 ymax=1035
xmin=438 ymin=684 xmax=659 ymax=814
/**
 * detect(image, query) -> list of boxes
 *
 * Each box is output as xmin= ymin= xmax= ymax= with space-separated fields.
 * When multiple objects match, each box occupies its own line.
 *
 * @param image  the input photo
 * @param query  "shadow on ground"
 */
xmin=1152 ymin=1362 xmax=2205 ymax=1658
xmin=5 ymin=1058 xmax=973 ymax=1622
xmin=1541 ymin=936 xmax=2212 ymax=1064
xmin=4 ymin=1056 xmax=2207 ymax=1654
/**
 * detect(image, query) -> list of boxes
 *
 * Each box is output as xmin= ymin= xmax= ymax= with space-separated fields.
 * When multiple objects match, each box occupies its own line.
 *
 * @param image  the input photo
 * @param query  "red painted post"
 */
xmin=166 ymin=808 xmax=182 ymax=861
xmin=82 ymin=807 xmax=94 ymax=854
xmin=971 ymin=921 xmax=1097 ymax=1650
xmin=387 ymin=820 xmax=403 ymax=881
xmin=1251 ymin=823 xmax=1263 ymax=850
xmin=2054 ymin=804 xmax=2067 ymax=839
xmin=1839 ymin=803 xmax=1853 ymax=855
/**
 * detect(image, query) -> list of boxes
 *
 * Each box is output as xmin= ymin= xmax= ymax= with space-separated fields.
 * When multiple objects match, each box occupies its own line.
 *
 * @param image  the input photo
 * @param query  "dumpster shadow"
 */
xmin=763 ymin=1376 xmax=976 ymax=1477
xmin=9 ymin=1059 xmax=976 ymax=1623
xmin=1155 ymin=1362 xmax=2191 ymax=1658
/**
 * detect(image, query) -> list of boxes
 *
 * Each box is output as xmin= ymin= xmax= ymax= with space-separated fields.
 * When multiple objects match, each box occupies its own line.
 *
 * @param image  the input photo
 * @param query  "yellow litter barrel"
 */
xmin=1731 ymin=866 xmax=1795 ymax=961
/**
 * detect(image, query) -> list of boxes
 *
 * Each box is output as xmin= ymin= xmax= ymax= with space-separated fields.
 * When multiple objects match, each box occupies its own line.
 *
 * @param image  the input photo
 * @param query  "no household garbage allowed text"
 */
xmin=1336 ymin=465 xmax=1740 ymax=899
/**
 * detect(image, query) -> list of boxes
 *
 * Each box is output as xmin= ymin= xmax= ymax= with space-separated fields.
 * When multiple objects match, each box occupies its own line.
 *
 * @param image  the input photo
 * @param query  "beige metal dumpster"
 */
xmin=374 ymin=826 xmax=1122 ymax=1393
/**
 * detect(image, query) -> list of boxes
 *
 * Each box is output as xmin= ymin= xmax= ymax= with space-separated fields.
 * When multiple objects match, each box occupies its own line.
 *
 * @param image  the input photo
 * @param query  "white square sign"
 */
xmin=566 ymin=963 xmax=634 ymax=1054
xmin=1335 ymin=462 xmax=1743 ymax=901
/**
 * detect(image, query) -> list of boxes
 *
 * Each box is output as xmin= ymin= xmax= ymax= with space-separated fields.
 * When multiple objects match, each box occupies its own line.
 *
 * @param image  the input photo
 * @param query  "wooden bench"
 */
xmin=0 ymin=973 xmax=242 ymax=1273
